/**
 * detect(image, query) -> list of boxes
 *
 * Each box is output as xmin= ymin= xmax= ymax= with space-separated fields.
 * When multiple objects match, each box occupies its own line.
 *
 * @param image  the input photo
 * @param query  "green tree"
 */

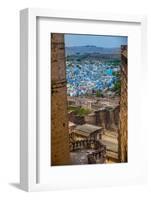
xmin=96 ymin=91 xmax=104 ymax=97
xmin=113 ymin=80 xmax=121 ymax=94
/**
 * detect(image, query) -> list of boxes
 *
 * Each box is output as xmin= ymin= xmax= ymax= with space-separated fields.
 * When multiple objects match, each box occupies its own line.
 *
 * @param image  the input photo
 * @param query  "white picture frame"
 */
xmin=20 ymin=8 xmax=147 ymax=192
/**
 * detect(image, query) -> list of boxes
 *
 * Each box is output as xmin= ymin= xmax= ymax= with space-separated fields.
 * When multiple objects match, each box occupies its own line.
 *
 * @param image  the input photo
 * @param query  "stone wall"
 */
xmin=85 ymin=113 xmax=96 ymax=125
xmin=51 ymin=33 xmax=70 ymax=166
xmin=119 ymin=45 xmax=128 ymax=162
xmin=85 ymin=107 xmax=119 ymax=131
xmin=68 ymin=111 xmax=85 ymax=125
xmin=68 ymin=106 xmax=119 ymax=130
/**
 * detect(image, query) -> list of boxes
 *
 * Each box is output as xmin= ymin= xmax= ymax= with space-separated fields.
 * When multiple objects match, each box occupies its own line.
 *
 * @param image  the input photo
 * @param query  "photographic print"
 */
xmin=51 ymin=33 xmax=128 ymax=166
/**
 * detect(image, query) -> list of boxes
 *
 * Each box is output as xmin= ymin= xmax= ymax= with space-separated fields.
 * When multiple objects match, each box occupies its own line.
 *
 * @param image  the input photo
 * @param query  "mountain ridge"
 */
xmin=65 ymin=45 xmax=120 ymax=56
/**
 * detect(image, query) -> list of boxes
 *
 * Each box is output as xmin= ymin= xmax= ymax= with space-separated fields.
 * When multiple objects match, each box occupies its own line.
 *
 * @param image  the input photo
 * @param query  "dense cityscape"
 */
xmin=66 ymin=60 xmax=120 ymax=97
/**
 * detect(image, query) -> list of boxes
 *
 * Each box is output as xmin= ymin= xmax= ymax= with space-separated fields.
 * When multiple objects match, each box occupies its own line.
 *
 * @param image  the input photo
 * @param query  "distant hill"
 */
xmin=65 ymin=45 xmax=120 ymax=56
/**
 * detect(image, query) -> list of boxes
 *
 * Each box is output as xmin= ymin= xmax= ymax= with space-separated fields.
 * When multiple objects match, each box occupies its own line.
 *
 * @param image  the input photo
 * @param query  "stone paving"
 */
xmin=70 ymin=149 xmax=96 ymax=165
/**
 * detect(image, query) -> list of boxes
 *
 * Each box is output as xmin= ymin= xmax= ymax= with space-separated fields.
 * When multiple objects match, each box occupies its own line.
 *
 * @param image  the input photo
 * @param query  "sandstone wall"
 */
xmin=68 ymin=111 xmax=85 ymax=125
xmin=51 ymin=33 xmax=70 ymax=166
xmin=85 ymin=113 xmax=96 ymax=125
xmin=119 ymin=45 xmax=128 ymax=162
xmin=89 ymin=107 xmax=119 ymax=131
xmin=99 ymin=107 xmax=119 ymax=131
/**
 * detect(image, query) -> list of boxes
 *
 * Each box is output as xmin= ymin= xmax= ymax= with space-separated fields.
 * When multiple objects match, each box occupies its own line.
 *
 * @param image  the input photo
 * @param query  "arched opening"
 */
xmin=51 ymin=33 xmax=128 ymax=166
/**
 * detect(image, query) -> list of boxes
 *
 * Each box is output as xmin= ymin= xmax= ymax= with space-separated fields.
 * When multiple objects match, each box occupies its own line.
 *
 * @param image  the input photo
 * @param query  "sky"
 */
xmin=65 ymin=34 xmax=127 ymax=48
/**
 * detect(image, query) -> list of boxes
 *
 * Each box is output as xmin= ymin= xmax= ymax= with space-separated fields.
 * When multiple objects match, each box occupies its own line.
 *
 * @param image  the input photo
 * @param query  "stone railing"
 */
xmin=87 ymin=149 xmax=106 ymax=164
xmin=70 ymin=139 xmax=106 ymax=164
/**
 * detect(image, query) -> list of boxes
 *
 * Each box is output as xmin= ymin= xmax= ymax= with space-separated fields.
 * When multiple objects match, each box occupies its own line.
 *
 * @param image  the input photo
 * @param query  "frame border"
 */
xmin=20 ymin=8 xmax=147 ymax=191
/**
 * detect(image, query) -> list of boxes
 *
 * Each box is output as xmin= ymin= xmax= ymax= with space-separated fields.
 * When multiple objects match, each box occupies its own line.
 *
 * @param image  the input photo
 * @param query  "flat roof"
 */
xmin=69 ymin=121 xmax=76 ymax=127
xmin=74 ymin=123 xmax=102 ymax=135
